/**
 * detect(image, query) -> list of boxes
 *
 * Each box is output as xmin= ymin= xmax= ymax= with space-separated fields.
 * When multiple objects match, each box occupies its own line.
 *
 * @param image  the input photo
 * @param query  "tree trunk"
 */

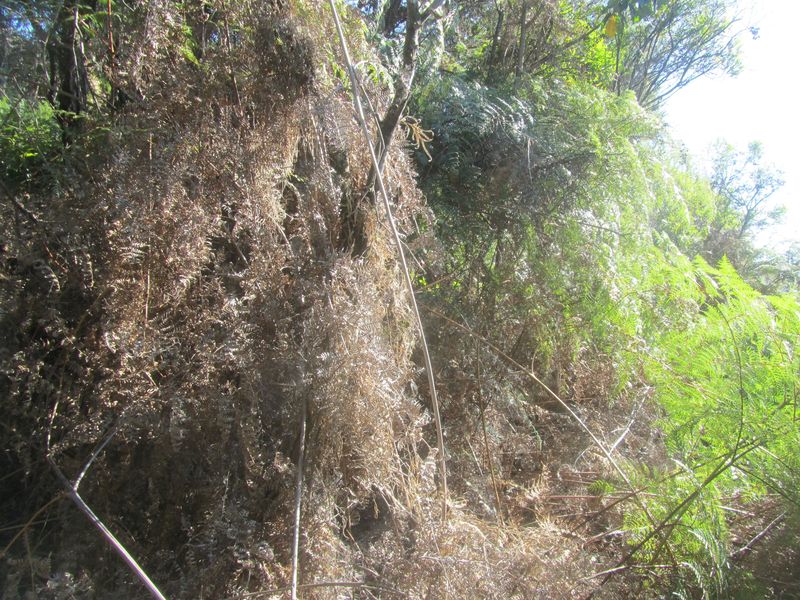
xmin=342 ymin=0 xmax=445 ymax=254
xmin=47 ymin=0 xmax=93 ymax=145
xmin=513 ymin=0 xmax=528 ymax=92
xmin=485 ymin=4 xmax=505 ymax=83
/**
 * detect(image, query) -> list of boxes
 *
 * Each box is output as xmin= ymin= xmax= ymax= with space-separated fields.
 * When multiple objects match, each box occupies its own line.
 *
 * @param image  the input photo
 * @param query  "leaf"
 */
xmin=180 ymin=45 xmax=200 ymax=66
xmin=605 ymin=14 xmax=619 ymax=38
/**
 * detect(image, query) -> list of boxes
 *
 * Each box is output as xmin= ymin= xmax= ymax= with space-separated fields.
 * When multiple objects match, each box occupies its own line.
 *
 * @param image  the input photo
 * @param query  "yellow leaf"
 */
xmin=605 ymin=15 xmax=618 ymax=38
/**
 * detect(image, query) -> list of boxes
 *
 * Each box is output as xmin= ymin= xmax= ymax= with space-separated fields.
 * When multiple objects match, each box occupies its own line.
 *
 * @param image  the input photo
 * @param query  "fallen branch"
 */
xmin=582 ymin=528 xmax=625 ymax=548
xmin=233 ymin=579 xmax=408 ymax=598
xmin=579 ymin=562 xmax=677 ymax=583
xmin=0 ymin=178 xmax=40 ymax=224
xmin=731 ymin=510 xmax=786 ymax=559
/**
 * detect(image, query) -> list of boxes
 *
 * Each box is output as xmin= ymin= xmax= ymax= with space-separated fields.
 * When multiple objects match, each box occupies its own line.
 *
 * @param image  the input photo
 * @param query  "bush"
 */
xmin=0 ymin=97 xmax=61 ymax=188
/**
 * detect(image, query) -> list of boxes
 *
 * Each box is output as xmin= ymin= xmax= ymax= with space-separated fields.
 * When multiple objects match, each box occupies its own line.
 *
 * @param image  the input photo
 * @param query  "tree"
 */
xmin=47 ymin=0 xmax=94 ymax=143
xmin=335 ymin=0 xmax=449 ymax=253
xmin=475 ymin=0 xmax=605 ymax=85
xmin=1 ymin=1 xmax=101 ymax=144
xmin=705 ymin=140 xmax=785 ymax=271
xmin=610 ymin=0 xmax=743 ymax=109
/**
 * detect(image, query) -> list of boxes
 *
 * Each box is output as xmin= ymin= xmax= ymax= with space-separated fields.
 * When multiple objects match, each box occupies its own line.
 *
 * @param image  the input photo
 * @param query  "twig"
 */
xmin=717 ymin=504 xmax=754 ymax=516
xmin=0 ymin=493 xmax=65 ymax=559
xmin=477 ymin=352 xmax=504 ymax=526
xmin=731 ymin=511 xmax=786 ymax=559
xmin=608 ymin=419 xmax=633 ymax=454
xmin=579 ymin=562 xmax=676 ymax=583
xmin=291 ymin=396 xmax=308 ymax=600
xmin=74 ymin=424 xmax=119 ymax=489
xmin=46 ymin=407 xmax=167 ymax=600
xmin=10 ymin=195 xmax=40 ymax=223
xmin=582 ymin=529 xmax=625 ymax=548
xmin=465 ymin=436 xmax=483 ymax=475
xmin=547 ymin=494 xmax=643 ymax=500
xmin=604 ymin=438 xmax=764 ymax=585
xmin=579 ymin=440 xmax=782 ymax=533
xmin=328 ymin=0 xmax=448 ymax=520
xmin=0 ymin=178 xmax=40 ymax=223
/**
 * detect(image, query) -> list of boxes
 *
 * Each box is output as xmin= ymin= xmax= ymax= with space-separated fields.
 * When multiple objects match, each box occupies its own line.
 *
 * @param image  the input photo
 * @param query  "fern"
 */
xmin=615 ymin=251 xmax=800 ymax=592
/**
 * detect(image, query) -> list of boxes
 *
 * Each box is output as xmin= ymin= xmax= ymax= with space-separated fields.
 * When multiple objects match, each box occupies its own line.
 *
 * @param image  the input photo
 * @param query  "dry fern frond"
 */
xmin=400 ymin=115 xmax=434 ymax=161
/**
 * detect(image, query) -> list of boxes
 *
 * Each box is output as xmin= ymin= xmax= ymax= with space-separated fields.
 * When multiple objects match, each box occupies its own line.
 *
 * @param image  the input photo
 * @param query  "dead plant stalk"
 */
xmin=46 ymin=419 xmax=168 ymax=600
xmin=328 ymin=0 xmax=448 ymax=519
xmin=291 ymin=396 xmax=308 ymax=600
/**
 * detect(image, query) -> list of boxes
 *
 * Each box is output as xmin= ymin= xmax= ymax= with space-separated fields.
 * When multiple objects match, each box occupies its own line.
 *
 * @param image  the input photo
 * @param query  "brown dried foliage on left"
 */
xmin=0 ymin=1 xmax=431 ymax=596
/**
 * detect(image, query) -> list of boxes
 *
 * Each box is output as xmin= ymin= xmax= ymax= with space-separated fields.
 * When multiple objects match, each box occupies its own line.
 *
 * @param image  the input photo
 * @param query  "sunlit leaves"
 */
xmin=612 ymin=0 xmax=743 ymax=108
xmin=0 ymin=97 xmax=61 ymax=186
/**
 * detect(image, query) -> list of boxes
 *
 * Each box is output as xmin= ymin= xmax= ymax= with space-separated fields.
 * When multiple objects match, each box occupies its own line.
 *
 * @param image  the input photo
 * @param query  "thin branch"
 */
xmin=579 ymin=562 xmax=677 ymax=584
xmin=10 ymin=194 xmax=40 ymax=223
xmin=0 ymin=178 xmax=40 ymax=223
xmin=476 ymin=350 xmax=504 ymax=526
xmin=291 ymin=396 xmax=308 ymax=600
xmin=74 ymin=424 xmax=118 ymax=490
xmin=420 ymin=0 xmax=448 ymax=22
xmin=46 ymin=405 xmax=167 ymax=600
xmin=47 ymin=457 xmax=168 ymax=600
xmin=0 ymin=493 xmax=65 ymax=559
xmin=608 ymin=419 xmax=633 ymax=455
xmin=232 ymin=580 xmax=408 ymax=598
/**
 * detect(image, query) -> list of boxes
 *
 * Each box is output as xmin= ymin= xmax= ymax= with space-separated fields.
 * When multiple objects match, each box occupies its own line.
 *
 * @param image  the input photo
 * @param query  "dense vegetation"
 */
xmin=1 ymin=0 xmax=798 ymax=598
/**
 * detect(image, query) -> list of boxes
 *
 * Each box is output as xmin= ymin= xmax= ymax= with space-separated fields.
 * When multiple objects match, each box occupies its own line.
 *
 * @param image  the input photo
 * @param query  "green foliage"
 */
xmin=624 ymin=466 xmax=730 ymax=595
xmin=589 ymin=479 xmax=616 ymax=495
xmin=642 ymin=158 xmax=717 ymax=253
xmin=179 ymin=21 xmax=202 ymax=66
xmin=608 ymin=0 xmax=670 ymax=22
xmin=611 ymin=0 xmax=743 ymax=108
xmin=413 ymin=16 xmax=797 ymax=590
xmin=616 ymin=254 xmax=800 ymax=593
xmin=2 ymin=0 xmax=796 ymax=597
xmin=0 ymin=97 xmax=61 ymax=187
xmin=413 ymin=70 xmax=664 ymax=403
xmin=577 ymin=29 xmax=618 ymax=87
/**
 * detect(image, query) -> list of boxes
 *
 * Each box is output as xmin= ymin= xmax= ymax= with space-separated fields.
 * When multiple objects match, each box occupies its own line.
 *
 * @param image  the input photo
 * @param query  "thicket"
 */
xmin=404 ymin=0 xmax=799 ymax=595
xmin=1 ymin=0 xmax=798 ymax=599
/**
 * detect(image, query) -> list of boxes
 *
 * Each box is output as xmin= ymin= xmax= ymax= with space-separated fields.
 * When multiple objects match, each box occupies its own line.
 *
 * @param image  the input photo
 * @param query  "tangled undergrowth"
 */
xmin=4 ymin=1 xmax=794 ymax=599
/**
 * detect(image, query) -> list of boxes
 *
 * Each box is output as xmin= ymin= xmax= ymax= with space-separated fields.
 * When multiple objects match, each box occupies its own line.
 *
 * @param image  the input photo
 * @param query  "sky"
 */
xmin=663 ymin=0 xmax=799 ymax=250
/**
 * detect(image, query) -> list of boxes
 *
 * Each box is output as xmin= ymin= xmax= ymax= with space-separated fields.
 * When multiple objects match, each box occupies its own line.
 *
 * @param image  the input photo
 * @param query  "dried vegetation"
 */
xmin=2 ymin=1 xmax=664 ymax=598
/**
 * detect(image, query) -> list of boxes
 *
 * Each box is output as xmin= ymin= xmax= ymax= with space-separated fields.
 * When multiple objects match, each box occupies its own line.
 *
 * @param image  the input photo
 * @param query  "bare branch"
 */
xmin=731 ymin=511 xmax=786 ymax=559
xmin=47 ymin=456 xmax=169 ymax=600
